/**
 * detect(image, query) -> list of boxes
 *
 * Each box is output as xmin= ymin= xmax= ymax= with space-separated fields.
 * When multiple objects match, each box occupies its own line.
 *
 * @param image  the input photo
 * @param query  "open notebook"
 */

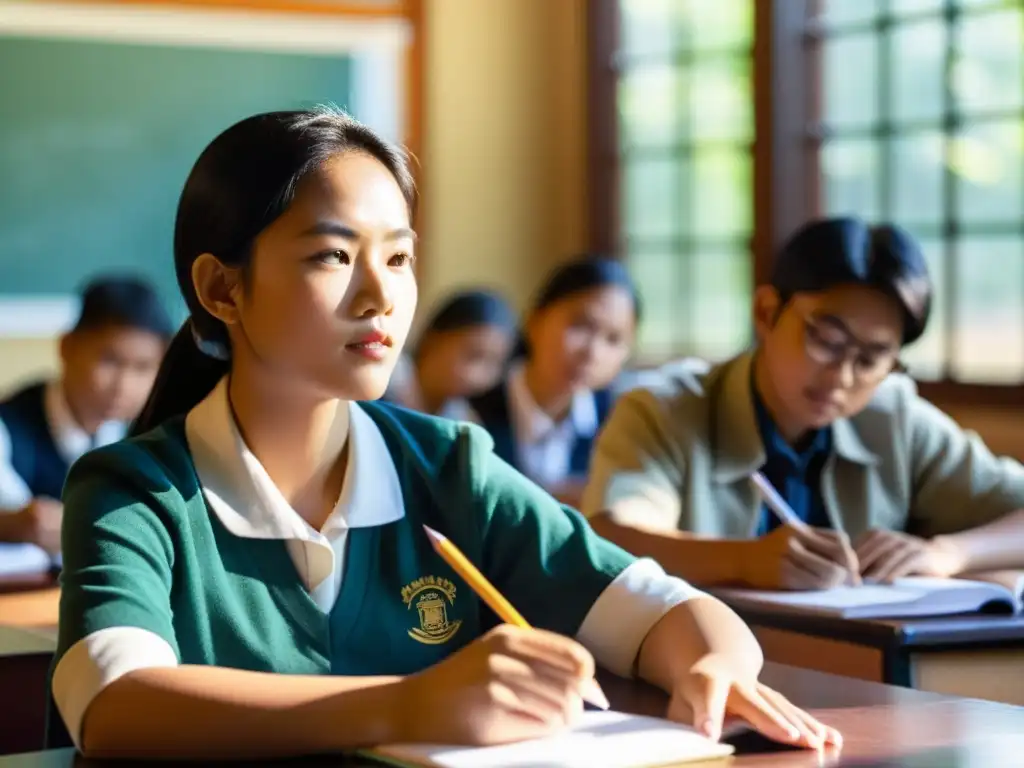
xmin=360 ymin=711 xmax=734 ymax=768
xmin=717 ymin=572 xmax=1024 ymax=620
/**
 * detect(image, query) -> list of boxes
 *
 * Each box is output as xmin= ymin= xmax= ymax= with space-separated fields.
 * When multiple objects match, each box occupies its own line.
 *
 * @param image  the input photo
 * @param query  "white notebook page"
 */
xmin=721 ymin=577 xmax=1004 ymax=611
xmin=368 ymin=711 xmax=734 ymax=768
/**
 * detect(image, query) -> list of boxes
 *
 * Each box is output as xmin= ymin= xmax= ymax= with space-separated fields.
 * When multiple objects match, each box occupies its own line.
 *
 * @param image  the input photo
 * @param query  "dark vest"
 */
xmin=470 ymin=382 xmax=612 ymax=476
xmin=0 ymin=382 xmax=70 ymax=500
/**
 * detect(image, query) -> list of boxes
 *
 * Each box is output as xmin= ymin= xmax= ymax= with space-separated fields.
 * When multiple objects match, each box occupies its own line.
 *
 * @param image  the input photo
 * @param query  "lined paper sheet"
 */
xmin=366 ymin=711 xmax=734 ymax=768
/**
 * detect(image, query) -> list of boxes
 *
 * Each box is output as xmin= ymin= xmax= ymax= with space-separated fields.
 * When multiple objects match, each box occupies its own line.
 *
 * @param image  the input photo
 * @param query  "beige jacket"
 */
xmin=580 ymin=352 xmax=1024 ymax=539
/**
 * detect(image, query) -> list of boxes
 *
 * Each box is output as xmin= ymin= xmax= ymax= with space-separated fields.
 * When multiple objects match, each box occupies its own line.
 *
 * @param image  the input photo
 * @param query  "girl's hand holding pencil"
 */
xmin=398 ymin=623 xmax=596 ymax=746
xmin=389 ymin=526 xmax=607 ymax=746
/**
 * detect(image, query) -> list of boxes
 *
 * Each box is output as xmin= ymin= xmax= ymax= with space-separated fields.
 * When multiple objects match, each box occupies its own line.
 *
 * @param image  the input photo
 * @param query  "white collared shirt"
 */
xmin=505 ymin=363 xmax=599 ymax=487
xmin=52 ymin=379 xmax=701 ymax=748
xmin=0 ymin=380 xmax=125 ymax=511
xmin=186 ymin=378 xmax=405 ymax=611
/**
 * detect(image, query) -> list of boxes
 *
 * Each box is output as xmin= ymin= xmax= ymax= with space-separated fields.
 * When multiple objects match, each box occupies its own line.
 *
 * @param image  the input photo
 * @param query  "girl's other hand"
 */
xmin=671 ymin=654 xmax=843 ymax=751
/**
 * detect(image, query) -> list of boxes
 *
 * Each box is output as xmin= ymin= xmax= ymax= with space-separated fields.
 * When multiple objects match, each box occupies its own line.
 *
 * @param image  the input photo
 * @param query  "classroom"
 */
xmin=1 ymin=0 xmax=1024 ymax=765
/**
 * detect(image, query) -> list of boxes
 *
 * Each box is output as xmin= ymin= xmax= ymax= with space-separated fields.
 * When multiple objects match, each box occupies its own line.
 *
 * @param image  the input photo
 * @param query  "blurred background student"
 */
xmin=0 ymin=276 xmax=172 ymax=552
xmin=470 ymin=255 xmax=640 ymax=508
xmin=385 ymin=289 xmax=516 ymax=421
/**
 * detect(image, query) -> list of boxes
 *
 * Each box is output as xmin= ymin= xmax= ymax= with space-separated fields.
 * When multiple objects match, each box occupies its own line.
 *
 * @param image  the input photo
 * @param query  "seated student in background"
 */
xmin=384 ymin=289 xmax=516 ymax=420
xmin=470 ymin=256 xmax=639 ymax=508
xmin=50 ymin=108 xmax=838 ymax=759
xmin=581 ymin=217 xmax=1024 ymax=591
xmin=0 ymin=276 xmax=171 ymax=552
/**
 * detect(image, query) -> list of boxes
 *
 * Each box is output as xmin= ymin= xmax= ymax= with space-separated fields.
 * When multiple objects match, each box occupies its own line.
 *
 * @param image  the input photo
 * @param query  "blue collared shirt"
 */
xmin=752 ymin=393 xmax=833 ymax=534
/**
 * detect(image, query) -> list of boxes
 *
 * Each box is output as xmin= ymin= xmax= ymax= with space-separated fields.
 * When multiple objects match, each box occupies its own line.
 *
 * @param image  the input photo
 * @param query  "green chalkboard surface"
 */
xmin=0 ymin=36 xmax=353 ymax=309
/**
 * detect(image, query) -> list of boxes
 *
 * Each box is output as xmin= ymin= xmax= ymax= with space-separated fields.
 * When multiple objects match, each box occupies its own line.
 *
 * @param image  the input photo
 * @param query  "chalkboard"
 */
xmin=0 ymin=36 xmax=353 ymax=311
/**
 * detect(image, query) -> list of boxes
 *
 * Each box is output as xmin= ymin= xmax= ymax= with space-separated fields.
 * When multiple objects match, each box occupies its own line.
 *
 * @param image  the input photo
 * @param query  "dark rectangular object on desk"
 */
xmin=0 ymin=638 xmax=54 ymax=756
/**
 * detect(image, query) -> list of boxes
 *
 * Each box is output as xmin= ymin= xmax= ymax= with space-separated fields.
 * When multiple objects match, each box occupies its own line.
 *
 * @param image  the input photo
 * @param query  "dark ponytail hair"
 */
xmin=513 ymin=253 xmax=642 ymax=359
xmin=413 ymin=289 xmax=516 ymax=358
xmin=131 ymin=107 xmax=417 ymax=436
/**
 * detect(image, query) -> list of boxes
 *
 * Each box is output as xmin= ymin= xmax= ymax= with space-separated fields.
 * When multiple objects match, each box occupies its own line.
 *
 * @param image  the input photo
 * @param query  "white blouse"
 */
xmin=504 ymin=363 xmax=600 ymax=487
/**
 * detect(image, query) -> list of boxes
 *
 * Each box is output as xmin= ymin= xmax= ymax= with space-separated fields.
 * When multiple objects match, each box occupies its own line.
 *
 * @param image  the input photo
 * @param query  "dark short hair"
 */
xmin=771 ymin=217 xmax=932 ymax=344
xmin=73 ymin=275 xmax=173 ymax=339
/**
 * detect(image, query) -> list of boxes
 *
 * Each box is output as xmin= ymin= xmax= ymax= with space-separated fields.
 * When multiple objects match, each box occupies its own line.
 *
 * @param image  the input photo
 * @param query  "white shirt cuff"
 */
xmin=52 ymin=627 xmax=179 ymax=750
xmin=576 ymin=558 xmax=704 ymax=678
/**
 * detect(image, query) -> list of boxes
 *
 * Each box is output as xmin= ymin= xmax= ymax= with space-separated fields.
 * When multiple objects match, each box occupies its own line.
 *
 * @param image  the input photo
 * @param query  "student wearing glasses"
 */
xmin=581 ymin=217 xmax=1024 ymax=591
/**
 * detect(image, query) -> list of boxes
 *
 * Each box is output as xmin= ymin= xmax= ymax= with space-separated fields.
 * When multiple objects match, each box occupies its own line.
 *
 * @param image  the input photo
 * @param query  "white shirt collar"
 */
xmin=44 ymin=381 xmax=125 ymax=465
xmin=507 ymin=362 xmax=599 ymax=446
xmin=437 ymin=397 xmax=476 ymax=423
xmin=184 ymin=378 xmax=405 ymax=542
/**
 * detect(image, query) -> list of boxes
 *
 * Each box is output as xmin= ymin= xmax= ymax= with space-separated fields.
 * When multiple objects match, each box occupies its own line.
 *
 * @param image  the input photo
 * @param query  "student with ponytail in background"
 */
xmin=471 ymin=256 xmax=640 ymax=507
xmin=50 ymin=107 xmax=838 ymax=760
xmin=385 ymin=289 xmax=516 ymax=420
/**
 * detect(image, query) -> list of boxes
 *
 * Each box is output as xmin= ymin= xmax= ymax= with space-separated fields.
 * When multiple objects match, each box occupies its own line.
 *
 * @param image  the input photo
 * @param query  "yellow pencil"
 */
xmin=422 ymin=524 xmax=611 ymax=710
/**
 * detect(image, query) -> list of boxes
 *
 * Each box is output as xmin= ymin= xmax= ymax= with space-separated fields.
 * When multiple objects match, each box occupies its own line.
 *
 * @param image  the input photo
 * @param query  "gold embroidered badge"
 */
xmin=401 ymin=575 xmax=462 ymax=645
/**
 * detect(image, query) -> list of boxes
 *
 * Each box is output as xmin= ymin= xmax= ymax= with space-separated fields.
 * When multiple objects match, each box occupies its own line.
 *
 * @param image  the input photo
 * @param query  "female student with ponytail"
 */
xmin=471 ymin=256 xmax=639 ymax=507
xmin=51 ymin=107 xmax=839 ymax=760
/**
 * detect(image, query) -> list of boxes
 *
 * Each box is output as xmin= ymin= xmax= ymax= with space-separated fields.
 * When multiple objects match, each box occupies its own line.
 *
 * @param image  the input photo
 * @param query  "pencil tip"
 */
xmin=422 ymin=524 xmax=442 ymax=542
xmin=583 ymin=681 xmax=611 ymax=710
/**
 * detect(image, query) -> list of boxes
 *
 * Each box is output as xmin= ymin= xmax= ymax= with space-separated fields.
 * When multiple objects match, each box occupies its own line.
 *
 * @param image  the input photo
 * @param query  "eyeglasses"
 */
xmin=801 ymin=314 xmax=905 ymax=385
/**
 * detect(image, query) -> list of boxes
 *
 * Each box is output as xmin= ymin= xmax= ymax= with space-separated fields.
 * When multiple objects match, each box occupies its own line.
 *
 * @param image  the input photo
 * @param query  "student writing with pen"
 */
xmin=750 ymin=471 xmax=861 ymax=586
xmin=49 ymin=108 xmax=839 ymax=760
xmin=582 ymin=218 xmax=1024 ymax=591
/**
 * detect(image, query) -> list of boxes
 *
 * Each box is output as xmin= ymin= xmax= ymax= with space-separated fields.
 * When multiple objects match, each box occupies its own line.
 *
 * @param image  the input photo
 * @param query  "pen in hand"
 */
xmin=750 ymin=472 xmax=862 ymax=587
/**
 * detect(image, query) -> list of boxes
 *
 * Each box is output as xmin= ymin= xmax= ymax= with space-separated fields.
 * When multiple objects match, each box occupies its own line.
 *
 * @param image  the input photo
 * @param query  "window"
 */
xmin=814 ymin=0 xmax=1024 ymax=387
xmin=593 ymin=0 xmax=1024 ymax=402
xmin=615 ymin=0 xmax=755 ymax=361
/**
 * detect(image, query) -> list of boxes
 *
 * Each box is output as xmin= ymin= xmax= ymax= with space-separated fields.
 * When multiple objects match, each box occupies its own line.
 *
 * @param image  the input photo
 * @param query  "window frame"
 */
xmin=588 ymin=0 xmax=1024 ymax=406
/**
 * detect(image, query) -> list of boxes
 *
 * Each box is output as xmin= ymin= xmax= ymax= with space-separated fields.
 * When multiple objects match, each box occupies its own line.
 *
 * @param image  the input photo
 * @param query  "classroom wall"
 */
xmin=0 ymin=0 xmax=589 ymax=391
xmin=418 ymin=0 xmax=588 ymax=313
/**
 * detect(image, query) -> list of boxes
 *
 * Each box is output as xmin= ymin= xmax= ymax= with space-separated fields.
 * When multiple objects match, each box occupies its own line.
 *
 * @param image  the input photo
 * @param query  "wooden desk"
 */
xmin=0 ymin=586 xmax=59 ymax=630
xmin=733 ymin=603 xmax=1024 ymax=705
xmin=0 ymin=570 xmax=56 ymax=596
xmin=6 ymin=663 xmax=1024 ymax=766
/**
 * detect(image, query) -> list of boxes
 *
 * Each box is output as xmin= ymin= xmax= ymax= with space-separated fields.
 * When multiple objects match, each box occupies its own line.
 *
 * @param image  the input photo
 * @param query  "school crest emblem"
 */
xmin=401 ymin=575 xmax=462 ymax=645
